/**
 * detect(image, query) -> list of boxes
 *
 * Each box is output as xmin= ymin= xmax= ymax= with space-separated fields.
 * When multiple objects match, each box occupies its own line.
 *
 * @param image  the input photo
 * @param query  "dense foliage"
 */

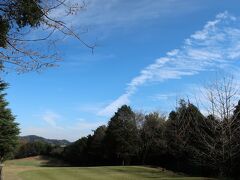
xmin=62 ymin=101 xmax=240 ymax=179
xmin=0 ymin=0 xmax=43 ymax=47
xmin=0 ymin=81 xmax=19 ymax=163
xmin=15 ymin=138 xmax=67 ymax=159
xmin=15 ymin=141 xmax=53 ymax=159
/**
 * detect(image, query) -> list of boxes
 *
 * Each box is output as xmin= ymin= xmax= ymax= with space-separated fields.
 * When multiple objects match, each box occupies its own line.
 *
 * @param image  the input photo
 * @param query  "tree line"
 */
xmin=62 ymin=78 xmax=240 ymax=179
xmin=15 ymin=141 xmax=62 ymax=159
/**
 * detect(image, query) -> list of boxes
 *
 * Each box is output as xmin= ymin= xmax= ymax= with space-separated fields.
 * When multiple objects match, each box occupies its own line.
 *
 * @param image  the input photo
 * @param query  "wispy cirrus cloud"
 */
xmin=42 ymin=111 xmax=62 ymax=129
xmin=49 ymin=0 xmax=204 ymax=31
xmin=77 ymin=0 xmax=201 ymax=27
xmin=69 ymin=118 xmax=103 ymax=131
xmin=98 ymin=12 xmax=240 ymax=117
xmin=150 ymin=93 xmax=177 ymax=101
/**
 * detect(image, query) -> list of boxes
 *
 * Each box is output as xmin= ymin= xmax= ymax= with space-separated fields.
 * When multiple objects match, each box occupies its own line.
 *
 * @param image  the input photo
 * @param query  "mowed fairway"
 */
xmin=4 ymin=156 xmax=214 ymax=180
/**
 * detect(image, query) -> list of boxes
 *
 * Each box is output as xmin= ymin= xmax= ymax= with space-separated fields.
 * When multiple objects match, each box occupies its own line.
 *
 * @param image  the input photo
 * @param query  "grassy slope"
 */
xmin=4 ymin=156 xmax=214 ymax=180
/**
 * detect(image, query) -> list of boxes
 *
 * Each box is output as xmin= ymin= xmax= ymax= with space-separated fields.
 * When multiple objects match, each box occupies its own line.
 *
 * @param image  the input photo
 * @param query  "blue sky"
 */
xmin=3 ymin=0 xmax=240 ymax=141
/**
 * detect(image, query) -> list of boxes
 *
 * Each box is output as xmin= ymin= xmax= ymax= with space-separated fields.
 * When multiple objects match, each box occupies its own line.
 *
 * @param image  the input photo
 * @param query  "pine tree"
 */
xmin=0 ymin=81 xmax=19 ymax=180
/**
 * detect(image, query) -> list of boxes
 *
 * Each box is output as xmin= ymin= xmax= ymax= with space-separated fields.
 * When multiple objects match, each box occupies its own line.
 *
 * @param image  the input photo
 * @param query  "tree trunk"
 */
xmin=122 ymin=159 xmax=125 ymax=166
xmin=0 ymin=164 xmax=4 ymax=180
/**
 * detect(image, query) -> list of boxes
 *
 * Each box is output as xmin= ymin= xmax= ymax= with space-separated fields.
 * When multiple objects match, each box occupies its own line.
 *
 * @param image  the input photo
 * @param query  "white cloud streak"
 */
xmin=98 ymin=12 xmax=240 ymax=116
xmin=78 ymin=0 xmax=200 ymax=26
xmin=48 ymin=0 xmax=203 ymax=32
xmin=42 ymin=111 xmax=62 ymax=129
xmin=151 ymin=93 xmax=177 ymax=101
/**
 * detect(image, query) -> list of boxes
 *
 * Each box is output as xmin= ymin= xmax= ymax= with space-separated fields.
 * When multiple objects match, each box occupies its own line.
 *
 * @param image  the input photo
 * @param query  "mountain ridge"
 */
xmin=19 ymin=135 xmax=71 ymax=146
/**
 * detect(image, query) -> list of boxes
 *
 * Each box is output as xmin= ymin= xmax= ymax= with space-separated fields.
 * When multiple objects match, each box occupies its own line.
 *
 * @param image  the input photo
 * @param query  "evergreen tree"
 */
xmin=88 ymin=125 xmax=107 ymax=165
xmin=140 ymin=112 xmax=166 ymax=164
xmin=0 ymin=81 xmax=19 ymax=179
xmin=63 ymin=137 xmax=88 ymax=165
xmin=105 ymin=105 xmax=138 ymax=165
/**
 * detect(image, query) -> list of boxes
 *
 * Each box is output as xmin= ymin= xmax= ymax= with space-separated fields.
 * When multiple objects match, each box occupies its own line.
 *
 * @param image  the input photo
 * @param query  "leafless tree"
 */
xmin=199 ymin=75 xmax=240 ymax=176
xmin=204 ymin=76 xmax=238 ymax=120
xmin=0 ymin=0 xmax=95 ymax=73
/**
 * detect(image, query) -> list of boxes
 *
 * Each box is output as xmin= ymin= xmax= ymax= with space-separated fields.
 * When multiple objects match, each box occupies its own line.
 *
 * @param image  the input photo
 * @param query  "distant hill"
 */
xmin=19 ymin=135 xmax=71 ymax=146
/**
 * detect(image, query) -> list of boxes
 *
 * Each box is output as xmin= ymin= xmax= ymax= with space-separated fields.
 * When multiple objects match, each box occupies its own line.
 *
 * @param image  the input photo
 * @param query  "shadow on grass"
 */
xmin=106 ymin=166 xmax=180 ymax=179
xmin=38 ymin=156 xmax=70 ymax=167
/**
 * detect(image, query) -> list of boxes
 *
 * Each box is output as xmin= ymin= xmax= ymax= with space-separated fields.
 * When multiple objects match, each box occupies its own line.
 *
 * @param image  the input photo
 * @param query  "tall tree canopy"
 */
xmin=140 ymin=112 xmax=166 ymax=164
xmin=88 ymin=125 xmax=107 ymax=165
xmin=165 ymin=100 xmax=212 ymax=173
xmin=0 ymin=81 xmax=19 ymax=162
xmin=105 ymin=105 xmax=139 ymax=165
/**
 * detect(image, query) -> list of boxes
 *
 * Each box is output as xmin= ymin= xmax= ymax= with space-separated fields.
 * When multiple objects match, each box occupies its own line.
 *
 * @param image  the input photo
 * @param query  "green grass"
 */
xmin=6 ymin=158 xmax=43 ymax=167
xmin=4 ymin=156 xmax=215 ymax=180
